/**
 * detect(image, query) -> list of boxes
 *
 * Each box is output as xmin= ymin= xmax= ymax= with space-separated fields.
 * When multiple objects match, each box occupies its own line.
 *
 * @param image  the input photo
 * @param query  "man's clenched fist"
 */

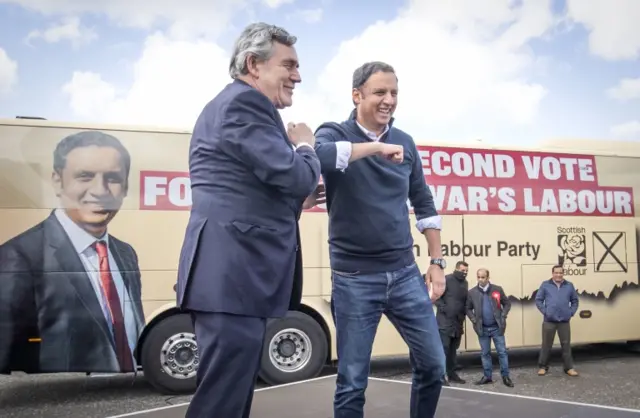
xmin=287 ymin=122 xmax=315 ymax=147
xmin=377 ymin=143 xmax=403 ymax=164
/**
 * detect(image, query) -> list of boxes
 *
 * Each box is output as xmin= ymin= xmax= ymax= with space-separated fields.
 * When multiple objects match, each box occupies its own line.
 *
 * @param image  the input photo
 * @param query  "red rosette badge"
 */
xmin=491 ymin=291 xmax=501 ymax=309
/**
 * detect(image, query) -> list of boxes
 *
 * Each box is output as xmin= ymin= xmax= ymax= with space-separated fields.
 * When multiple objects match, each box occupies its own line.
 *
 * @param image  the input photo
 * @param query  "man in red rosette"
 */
xmin=465 ymin=268 xmax=514 ymax=387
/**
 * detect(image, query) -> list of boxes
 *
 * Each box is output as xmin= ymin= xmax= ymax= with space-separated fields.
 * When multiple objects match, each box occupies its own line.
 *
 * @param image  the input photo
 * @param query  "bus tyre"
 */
xmin=258 ymin=310 xmax=328 ymax=386
xmin=141 ymin=313 xmax=198 ymax=395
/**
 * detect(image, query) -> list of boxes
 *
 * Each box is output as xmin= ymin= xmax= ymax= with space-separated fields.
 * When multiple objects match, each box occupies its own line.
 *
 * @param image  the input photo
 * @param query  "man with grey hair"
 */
xmin=176 ymin=22 xmax=322 ymax=418
xmin=314 ymin=61 xmax=447 ymax=418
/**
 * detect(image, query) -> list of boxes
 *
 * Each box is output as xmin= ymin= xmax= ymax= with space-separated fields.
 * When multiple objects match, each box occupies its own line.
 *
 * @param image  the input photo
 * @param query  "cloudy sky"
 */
xmin=0 ymin=0 xmax=638 ymax=145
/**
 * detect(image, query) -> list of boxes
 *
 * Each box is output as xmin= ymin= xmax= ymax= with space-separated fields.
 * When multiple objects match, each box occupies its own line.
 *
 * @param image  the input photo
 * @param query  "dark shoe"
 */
xmin=448 ymin=373 xmax=466 ymax=384
xmin=502 ymin=376 xmax=514 ymax=387
xmin=474 ymin=376 xmax=492 ymax=385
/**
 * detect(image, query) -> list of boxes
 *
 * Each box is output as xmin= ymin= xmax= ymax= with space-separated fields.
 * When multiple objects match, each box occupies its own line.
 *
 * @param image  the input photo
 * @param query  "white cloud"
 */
xmin=610 ymin=121 xmax=640 ymax=139
xmin=263 ymin=0 xmax=294 ymax=8
xmin=62 ymin=33 xmax=230 ymax=128
xmin=606 ymin=77 xmax=640 ymax=101
xmin=282 ymin=0 xmax=556 ymax=143
xmin=1 ymin=0 xmax=249 ymax=39
xmin=0 ymin=48 xmax=18 ymax=95
xmin=60 ymin=0 xmax=561 ymax=143
xmin=25 ymin=16 xmax=97 ymax=48
xmin=287 ymin=8 xmax=323 ymax=24
xmin=566 ymin=0 xmax=640 ymax=61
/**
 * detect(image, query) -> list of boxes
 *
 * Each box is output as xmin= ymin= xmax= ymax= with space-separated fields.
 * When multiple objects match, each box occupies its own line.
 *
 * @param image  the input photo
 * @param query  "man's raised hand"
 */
xmin=287 ymin=122 xmax=316 ymax=147
xmin=378 ymin=143 xmax=403 ymax=164
xmin=302 ymin=183 xmax=326 ymax=210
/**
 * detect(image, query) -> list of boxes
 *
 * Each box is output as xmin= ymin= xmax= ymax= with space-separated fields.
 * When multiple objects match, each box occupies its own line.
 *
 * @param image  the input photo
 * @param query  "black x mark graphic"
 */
xmin=593 ymin=232 xmax=627 ymax=273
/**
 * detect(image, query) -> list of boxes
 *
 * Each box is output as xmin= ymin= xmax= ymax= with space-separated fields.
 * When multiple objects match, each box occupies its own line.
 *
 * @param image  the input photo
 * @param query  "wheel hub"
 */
xmin=160 ymin=332 xmax=198 ymax=380
xmin=268 ymin=328 xmax=312 ymax=373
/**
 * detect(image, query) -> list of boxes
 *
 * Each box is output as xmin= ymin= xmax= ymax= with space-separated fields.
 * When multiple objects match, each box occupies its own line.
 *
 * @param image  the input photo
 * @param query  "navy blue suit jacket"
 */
xmin=176 ymin=79 xmax=321 ymax=319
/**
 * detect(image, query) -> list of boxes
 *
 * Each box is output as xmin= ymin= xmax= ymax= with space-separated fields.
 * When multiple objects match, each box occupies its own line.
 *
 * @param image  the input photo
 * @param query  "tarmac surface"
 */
xmin=1 ymin=343 xmax=638 ymax=417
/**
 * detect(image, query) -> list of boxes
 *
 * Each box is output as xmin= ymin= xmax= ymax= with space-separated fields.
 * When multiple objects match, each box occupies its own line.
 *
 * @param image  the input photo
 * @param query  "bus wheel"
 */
xmin=258 ymin=310 xmax=328 ymax=386
xmin=141 ymin=313 xmax=198 ymax=395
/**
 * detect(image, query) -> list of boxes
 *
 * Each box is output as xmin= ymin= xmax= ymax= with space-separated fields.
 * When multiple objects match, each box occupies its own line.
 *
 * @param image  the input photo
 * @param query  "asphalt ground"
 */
xmin=1 ymin=343 xmax=638 ymax=418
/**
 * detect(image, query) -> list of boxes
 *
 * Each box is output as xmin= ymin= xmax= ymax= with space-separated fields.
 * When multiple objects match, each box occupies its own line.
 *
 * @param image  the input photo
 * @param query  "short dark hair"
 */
xmin=53 ymin=130 xmax=131 ymax=180
xmin=455 ymin=261 xmax=469 ymax=269
xmin=552 ymin=264 xmax=564 ymax=272
xmin=352 ymin=61 xmax=397 ymax=89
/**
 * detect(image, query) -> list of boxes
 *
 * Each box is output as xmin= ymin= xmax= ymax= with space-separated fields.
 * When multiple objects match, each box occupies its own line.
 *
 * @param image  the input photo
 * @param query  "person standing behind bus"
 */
xmin=535 ymin=265 xmax=580 ymax=377
xmin=435 ymin=260 xmax=469 ymax=385
xmin=465 ymin=268 xmax=514 ymax=387
xmin=314 ymin=61 xmax=447 ymax=418
xmin=174 ymin=23 xmax=322 ymax=418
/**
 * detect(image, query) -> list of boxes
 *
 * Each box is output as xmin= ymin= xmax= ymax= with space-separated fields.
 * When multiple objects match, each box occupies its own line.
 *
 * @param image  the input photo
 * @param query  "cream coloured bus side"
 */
xmin=1 ymin=118 xmax=638 ymax=395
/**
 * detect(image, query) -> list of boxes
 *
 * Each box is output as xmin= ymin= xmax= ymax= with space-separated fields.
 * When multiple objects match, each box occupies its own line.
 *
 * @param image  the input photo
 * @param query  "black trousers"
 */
xmin=537 ymin=321 xmax=574 ymax=371
xmin=186 ymin=311 xmax=266 ymax=418
xmin=439 ymin=330 xmax=462 ymax=376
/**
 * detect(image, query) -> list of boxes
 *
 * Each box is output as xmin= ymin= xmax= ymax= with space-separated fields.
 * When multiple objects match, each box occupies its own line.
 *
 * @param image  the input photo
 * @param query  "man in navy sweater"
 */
xmin=314 ymin=61 xmax=447 ymax=418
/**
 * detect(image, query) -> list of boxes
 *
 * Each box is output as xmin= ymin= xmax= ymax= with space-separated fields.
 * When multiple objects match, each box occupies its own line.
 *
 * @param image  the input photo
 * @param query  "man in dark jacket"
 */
xmin=465 ymin=268 xmax=514 ymax=387
xmin=435 ymin=260 xmax=469 ymax=384
xmin=535 ymin=264 xmax=580 ymax=377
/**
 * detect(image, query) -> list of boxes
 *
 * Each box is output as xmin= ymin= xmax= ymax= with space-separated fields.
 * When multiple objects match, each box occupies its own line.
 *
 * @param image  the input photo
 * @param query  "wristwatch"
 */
xmin=430 ymin=258 xmax=447 ymax=270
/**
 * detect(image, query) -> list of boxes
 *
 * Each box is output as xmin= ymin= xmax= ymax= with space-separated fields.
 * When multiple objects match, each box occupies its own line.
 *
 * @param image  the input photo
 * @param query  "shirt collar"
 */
xmin=479 ymin=283 xmax=490 ymax=292
xmin=355 ymin=120 xmax=389 ymax=141
xmin=55 ymin=208 xmax=108 ymax=254
xmin=348 ymin=108 xmax=393 ymax=141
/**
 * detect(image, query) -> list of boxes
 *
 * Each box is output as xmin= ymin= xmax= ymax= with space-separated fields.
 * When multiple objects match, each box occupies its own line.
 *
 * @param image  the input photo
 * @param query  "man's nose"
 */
xmin=88 ymin=176 xmax=109 ymax=195
xmin=290 ymin=69 xmax=301 ymax=83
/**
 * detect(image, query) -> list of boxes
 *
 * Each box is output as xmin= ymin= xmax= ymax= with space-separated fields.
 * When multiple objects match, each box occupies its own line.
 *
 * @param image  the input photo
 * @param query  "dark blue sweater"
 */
xmin=481 ymin=290 xmax=497 ymax=327
xmin=314 ymin=111 xmax=439 ymax=273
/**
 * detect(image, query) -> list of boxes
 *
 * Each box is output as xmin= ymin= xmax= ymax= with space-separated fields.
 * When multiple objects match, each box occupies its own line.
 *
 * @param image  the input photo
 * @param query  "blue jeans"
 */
xmin=478 ymin=326 xmax=510 ymax=378
xmin=331 ymin=262 xmax=446 ymax=418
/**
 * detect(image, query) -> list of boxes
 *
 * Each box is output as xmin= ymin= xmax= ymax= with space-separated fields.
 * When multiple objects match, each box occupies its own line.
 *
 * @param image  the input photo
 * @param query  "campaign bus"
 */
xmin=0 ymin=117 xmax=638 ymax=394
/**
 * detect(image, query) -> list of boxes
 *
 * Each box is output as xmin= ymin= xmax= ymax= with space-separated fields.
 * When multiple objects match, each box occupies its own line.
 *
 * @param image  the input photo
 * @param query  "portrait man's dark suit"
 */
xmin=175 ymin=24 xmax=321 ymax=418
xmin=0 ymin=213 xmax=144 ymax=373
xmin=0 ymin=130 xmax=144 ymax=375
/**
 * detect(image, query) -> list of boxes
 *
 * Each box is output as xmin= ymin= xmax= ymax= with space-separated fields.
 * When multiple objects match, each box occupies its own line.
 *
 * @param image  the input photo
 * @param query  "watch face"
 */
xmin=432 ymin=258 xmax=446 ymax=269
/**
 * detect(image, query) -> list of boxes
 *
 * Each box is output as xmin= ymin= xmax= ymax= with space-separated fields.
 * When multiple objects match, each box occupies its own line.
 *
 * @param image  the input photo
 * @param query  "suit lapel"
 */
xmin=108 ymin=239 xmax=132 ymax=298
xmin=43 ymin=214 xmax=114 ymax=349
xmin=272 ymin=107 xmax=290 ymax=142
xmin=108 ymin=239 xmax=143 ymax=328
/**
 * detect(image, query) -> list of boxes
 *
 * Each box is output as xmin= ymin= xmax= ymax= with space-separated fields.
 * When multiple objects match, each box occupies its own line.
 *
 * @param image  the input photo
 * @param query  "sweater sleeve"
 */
xmin=407 ymin=139 xmax=442 ymax=231
xmin=314 ymin=126 xmax=352 ymax=173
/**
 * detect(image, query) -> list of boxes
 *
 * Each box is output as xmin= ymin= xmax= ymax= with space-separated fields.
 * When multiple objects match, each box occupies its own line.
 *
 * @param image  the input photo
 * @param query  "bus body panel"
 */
xmin=1 ymin=118 xmax=638 ymax=389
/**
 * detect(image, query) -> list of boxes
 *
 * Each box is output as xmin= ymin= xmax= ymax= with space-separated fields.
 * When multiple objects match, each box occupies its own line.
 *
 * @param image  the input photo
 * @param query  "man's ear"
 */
xmin=51 ymin=170 xmax=62 ymax=197
xmin=246 ymin=54 xmax=261 ymax=78
xmin=352 ymin=88 xmax=361 ymax=105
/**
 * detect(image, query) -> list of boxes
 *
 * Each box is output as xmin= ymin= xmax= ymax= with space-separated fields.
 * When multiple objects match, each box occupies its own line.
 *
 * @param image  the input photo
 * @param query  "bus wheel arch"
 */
xmin=258 ymin=309 xmax=330 ymax=386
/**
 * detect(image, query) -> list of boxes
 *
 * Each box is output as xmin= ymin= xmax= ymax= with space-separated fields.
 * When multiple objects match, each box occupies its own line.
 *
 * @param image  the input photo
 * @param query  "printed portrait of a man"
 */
xmin=0 ymin=130 xmax=144 ymax=375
